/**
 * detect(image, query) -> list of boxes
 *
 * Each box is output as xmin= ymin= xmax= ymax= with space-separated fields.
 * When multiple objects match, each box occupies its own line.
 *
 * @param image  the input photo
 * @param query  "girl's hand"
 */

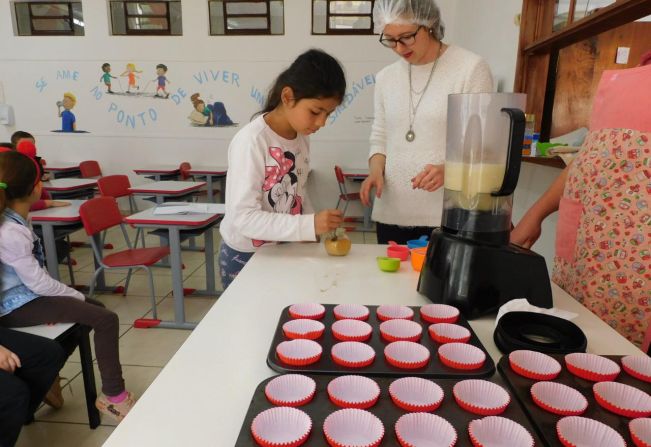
xmin=511 ymin=214 xmax=543 ymax=249
xmin=0 ymin=345 xmax=21 ymax=373
xmin=360 ymin=173 xmax=384 ymax=206
xmin=46 ymin=200 xmax=71 ymax=208
xmin=314 ymin=209 xmax=343 ymax=236
xmin=411 ymin=164 xmax=444 ymax=192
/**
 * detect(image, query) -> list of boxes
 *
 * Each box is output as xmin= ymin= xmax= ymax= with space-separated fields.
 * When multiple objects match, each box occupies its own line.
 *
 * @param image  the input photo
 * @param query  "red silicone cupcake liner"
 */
xmin=251 ymin=407 xmax=312 ymax=447
xmin=564 ymin=353 xmax=620 ymax=382
xmin=630 ymin=418 xmax=651 ymax=447
xmin=288 ymin=303 xmax=326 ymax=320
xmin=384 ymin=341 xmax=430 ymax=369
xmin=333 ymin=304 xmax=370 ymax=321
xmin=331 ymin=342 xmax=376 ymax=369
xmin=323 ymin=409 xmax=384 ymax=447
xmin=556 ymin=416 xmax=626 ymax=447
xmin=327 ymin=375 xmax=381 ymax=409
xmin=376 ymin=305 xmax=414 ymax=321
xmin=428 ymin=323 xmax=471 ymax=344
xmin=395 ymin=413 xmax=457 ymax=447
xmin=420 ymin=304 xmax=460 ymax=324
xmin=468 ymin=416 xmax=534 ymax=447
xmin=593 ymin=381 xmax=651 ymax=418
xmin=331 ymin=319 xmax=373 ymax=342
xmin=389 ymin=377 xmax=444 ymax=412
xmin=509 ymin=350 xmax=562 ymax=381
xmin=282 ymin=319 xmax=325 ymax=340
xmin=265 ymin=374 xmax=317 ymax=407
xmin=276 ymin=340 xmax=323 ymax=366
xmin=622 ymin=355 xmax=651 ymax=383
xmin=380 ymin=319 xmax=423 ymax=342
xmin=530 ymin=381 xmax=588 ymax=416
xmin=453 ymin=380 xmax=510 ymax=416
xmin=438 ymin=343 xmax=486 ymax=370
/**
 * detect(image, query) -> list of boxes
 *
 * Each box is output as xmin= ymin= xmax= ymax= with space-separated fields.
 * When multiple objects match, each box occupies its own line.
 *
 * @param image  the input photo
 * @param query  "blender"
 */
xmin=417 ymin=93 xmax=552 ymax=319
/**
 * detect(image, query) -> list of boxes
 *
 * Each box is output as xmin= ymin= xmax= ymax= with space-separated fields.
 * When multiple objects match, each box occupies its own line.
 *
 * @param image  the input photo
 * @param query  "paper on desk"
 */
xmin=153 ymin=202 xmax=225 ymax=215
xmin=495 ymin=298 xmax=578 ymax=328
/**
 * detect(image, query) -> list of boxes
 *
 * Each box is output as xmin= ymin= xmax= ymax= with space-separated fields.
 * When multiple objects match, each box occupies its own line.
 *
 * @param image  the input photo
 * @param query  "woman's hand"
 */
xmin=511 ymin=213 xmax=543 ymax=249
xmin=314 ymin=209 xmax=343 ymax=236
xmin=411 ymin=164 xmax=444 ymax=192
xmin=0 ymin=345 xmax=21 ymax=373
xmin=360 ymin=173 xmax=384 ymax=206
xmin=45 ymin=200 xmax=71 ymax=208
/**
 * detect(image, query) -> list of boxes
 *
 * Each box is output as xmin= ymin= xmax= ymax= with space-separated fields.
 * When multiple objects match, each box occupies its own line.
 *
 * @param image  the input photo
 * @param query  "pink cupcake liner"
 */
xmin=468 ymin=416 xmax=534 ymax=447
xmin=251 ymin=406 xmax=312 ymax=447
xmin=384 ymin=341 xmax=430 ymax=369
xmin=564 ymin=353 xmax=620 ymax=382
xmin=530 ymin=381 xmax=588 ymax=416
xmin=395 ymin=413 xmax=457 ymax=447
xmin=509 ymin=350 xmax=562 ymax=381
xmin=420 ymin=304 xmax=460 ymax=324
xmin=380 ymin=319 xmax=423 ymax=342
xmin=389 ymin=377 xmax=444 ymax=412
xmin=428 ymin=323 xmax=471 ymax=344
xmin=438 ymin=343 xmax=486 ymax=370
xmin=323 ymin=408 xmax=384 ymax=447
xmin=453 ymin=380 xmax=510 ymax=416
xmin=283 ymin=319 xmax=325 ymax=340
xmin=593 ymin=381 xmax=651 ymax=418
xmin=276 ymin=339 xmax=323 ymax=366
xmin=556 ymin=416 xmax=626 ymax=447
xmin=265 ymin=374 xmax=317 ymax=407
xmin=331 ymin=342 xmax=376 ymax=368
xmin=327 ymin=375 xmax=381 ymax=409
xmin=334 ymin=304 xmax=370 ymax=321
xmin=376 ymin=305 xmax=414 ymax=322
xmin=622 ymin=355 xmax=651 ymax=383
xmin=289 ymin=303 xmax=326 ymax=320
xmin=630 ymin=418 xmax=651 ymax=447
xmin=331 ymin=319 xmax=373 ymax=342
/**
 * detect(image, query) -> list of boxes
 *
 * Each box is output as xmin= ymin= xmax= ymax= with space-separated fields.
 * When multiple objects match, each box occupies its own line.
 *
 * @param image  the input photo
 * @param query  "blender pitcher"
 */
xmin=442 ymin=93 xmax=526 ymax=245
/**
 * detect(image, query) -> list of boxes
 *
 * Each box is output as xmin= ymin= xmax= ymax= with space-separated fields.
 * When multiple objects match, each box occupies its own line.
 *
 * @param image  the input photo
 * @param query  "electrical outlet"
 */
xmin=616 ymin=47 xmax=630 ymax=64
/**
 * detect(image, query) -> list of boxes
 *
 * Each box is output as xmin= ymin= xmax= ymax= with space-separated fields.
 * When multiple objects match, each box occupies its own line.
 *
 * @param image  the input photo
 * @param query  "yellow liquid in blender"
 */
xmin=444 ymin=162 xmax=506 ymax=211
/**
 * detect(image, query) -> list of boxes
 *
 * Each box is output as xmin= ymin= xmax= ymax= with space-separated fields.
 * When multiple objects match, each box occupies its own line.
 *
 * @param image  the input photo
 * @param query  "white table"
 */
xmin=104 ymin=244 xmax=642 ymax=446
xmin=128 ymin=181 xmax=206 ymax=205
xmin=42 ymin=178 xmax=97 ymax=199
xmin=188 ymin=166 xmax=228 ymax=203
xmin=133 ymin=166 xmax=181 ymax=182
xmin=43 ymin=161 xmax=81 ymax=179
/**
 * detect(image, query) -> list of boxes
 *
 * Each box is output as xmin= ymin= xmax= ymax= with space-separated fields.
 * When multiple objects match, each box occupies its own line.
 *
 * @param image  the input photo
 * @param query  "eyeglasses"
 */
xmin=379 ymin=26 xmax=423 ymax=48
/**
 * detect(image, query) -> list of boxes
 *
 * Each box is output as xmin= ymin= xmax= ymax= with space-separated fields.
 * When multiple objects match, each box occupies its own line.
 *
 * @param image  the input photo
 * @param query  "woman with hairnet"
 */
xmin=360 ymin=0 xmax=494 ymax=243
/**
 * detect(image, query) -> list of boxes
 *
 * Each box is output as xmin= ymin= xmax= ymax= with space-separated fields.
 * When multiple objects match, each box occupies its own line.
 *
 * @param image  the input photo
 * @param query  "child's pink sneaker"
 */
xmin=95 ymin=392 xmax=135 ymax=422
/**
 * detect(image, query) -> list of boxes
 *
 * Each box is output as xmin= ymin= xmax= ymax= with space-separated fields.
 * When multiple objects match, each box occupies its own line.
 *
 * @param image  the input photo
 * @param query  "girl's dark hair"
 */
xmin=257 ymin=49 xmax=346 ymax=117
xmin=0 ymin=152 xmax=38 ymax=213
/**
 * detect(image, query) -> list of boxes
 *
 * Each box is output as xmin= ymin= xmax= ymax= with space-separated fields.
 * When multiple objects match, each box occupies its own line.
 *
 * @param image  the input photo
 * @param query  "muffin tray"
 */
xmin=266 ymin=304 xmax=496 ymax=378
xmin=498 ymin=354 xmax=651 ymax=446
xmin=235 ymin=374 xmax=545 ymax=446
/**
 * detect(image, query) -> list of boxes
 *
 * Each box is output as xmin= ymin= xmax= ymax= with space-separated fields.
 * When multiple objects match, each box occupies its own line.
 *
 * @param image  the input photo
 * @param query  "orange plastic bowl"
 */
xmin=410 ymin=247 xmax=427 ymax=272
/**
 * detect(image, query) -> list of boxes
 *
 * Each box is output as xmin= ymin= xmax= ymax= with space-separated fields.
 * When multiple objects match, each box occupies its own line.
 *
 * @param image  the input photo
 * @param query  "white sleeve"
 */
xmin=369 ymin=70 xmax=387 ymax=159
xmin=227 ymin=135 xmax=316 ymax=242
xmin=0 ymin=226 xmax=85 ymax=300
xmin=463 ymin=59 xmax=494 ymax=93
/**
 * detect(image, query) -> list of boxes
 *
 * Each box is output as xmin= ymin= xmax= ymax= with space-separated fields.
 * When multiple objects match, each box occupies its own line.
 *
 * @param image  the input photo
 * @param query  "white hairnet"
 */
xmin=373 ymin=0 xmax=445 ymax=40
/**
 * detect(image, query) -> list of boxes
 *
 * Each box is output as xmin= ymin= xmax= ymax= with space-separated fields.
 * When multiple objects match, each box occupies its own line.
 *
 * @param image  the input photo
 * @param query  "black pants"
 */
xmin=376 ymin=222 xmax=435 ymax=245
xmin=0 ymin=328 xmax=65 ymax=447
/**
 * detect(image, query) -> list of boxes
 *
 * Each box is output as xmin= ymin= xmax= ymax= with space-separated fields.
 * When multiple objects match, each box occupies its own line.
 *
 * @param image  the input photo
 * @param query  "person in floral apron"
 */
xmin=512 ymin=64 xmax=651 ymax=351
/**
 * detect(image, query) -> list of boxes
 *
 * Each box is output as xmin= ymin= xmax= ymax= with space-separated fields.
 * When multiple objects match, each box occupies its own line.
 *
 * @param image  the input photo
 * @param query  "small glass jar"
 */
xmin=323 ymin=228 xmax=351 ymax=256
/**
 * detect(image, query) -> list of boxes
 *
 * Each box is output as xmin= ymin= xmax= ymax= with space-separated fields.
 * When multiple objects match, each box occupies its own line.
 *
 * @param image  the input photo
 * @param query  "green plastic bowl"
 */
xmin=537 ymin=142 xmax=567 ymax=157
xmin=377 ymin=256 xmax=401 ymax=272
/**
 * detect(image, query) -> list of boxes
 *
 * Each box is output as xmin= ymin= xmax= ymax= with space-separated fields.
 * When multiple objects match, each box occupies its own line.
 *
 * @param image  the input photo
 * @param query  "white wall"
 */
xmin=0 ymin=0 xmax=559 ymax=269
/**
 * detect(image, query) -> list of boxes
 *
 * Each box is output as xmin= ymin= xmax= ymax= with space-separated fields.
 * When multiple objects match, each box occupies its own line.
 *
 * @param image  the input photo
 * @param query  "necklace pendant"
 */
xmin=406 ymin=129 xmax=415 ymax=142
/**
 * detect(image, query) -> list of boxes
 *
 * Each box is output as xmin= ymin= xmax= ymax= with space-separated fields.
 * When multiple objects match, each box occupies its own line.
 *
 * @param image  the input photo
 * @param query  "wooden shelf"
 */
xmin=522 ymin=155 xmax=566 ymax=169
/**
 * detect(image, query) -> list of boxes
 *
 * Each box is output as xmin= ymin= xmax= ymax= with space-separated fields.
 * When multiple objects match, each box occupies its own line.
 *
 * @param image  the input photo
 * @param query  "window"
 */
xmin=109 ymin=1 xmax=182 ymax=35
xmin=553 ymin=0 xmax=615 ymax=32
xmin=13 ymin=2 xmax=84 ymax=36
xmin=312 ymin=0 xmax=374 ymax=35
xmin=209 ymin=1 xmax=284 ymax=35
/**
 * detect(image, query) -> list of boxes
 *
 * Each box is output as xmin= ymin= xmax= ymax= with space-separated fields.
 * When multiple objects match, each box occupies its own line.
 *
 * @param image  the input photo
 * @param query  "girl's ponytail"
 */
xmin=0 ymin=152 xmax=39 ymax=214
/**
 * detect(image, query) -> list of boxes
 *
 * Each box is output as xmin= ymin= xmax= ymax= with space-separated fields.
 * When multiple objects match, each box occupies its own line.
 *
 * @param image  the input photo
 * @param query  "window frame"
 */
xmin=312 ymin=0 xmax=375 ymax=35
xmin=18 ymin=2 xmax=77 ymax=36
xmin=209 ymin=0 xmax=284 ymax=36
xmin=118 ymin=0 xmax=172 ymax=36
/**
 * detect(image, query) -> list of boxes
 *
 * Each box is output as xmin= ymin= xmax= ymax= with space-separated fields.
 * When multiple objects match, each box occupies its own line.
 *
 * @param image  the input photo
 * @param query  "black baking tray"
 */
xmin=266 ymin=304 xmax=496 ymax=378
xmin=498 ymin=354 xmax=651 ymax=446
xmin=235 ymin=374 xmax=545 ymax=446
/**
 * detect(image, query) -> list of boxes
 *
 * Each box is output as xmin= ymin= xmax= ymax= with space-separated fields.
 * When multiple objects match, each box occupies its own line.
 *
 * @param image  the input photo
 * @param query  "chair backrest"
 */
xmin=79 ymin=160 xmax=102 ymax=178
xmin=97 ymin=175 xmax=131 ymax=199
xmin=79 ymin=197 xmax=123 ymax=236
xmin=179 ymin=161 xmax=192 ymax=180
xmin=334 ymin=165 xmax=347 ymax=195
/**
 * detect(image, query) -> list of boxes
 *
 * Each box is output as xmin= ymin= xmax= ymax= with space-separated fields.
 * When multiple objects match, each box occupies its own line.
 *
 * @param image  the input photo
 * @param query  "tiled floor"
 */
xmin=15 ymin=222 xmax=376 ymax=447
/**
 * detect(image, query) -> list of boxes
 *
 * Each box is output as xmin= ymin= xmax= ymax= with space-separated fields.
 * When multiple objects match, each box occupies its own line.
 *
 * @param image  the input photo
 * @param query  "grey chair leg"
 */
xmin=88 ymin=267 xmax=104 ymax=299
xmin=336 ymin=197 xmax=342 ymax=210
xmin=66 ymin=235 xmax=75 ymax=286
xmin=124 ymin=268 xmax=133 ymax=296
xmin=145 ymin=267 xmax=158 ymax=319
xmin=342 ymin=200 xmax=350 ymax=217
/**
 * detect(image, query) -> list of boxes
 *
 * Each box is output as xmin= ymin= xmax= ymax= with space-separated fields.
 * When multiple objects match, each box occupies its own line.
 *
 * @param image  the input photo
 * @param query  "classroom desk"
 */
xmin=187 ymin=166 xmax=228 ymax=203
xmin=341 ymin=167 xmax=372 ymax=231
xmin=43 ymin=162 xmax=82 ymax=179
xmin=133 ymin=166 xmax=180 ymax=182
xmin=128 ymin=181 xmax=206 ymax=205
xmin=42 ymin=178 xmax=97 ymax=200
xmin=103 ymin=244 xmax=642 ymax=447
xmin=123 ymin=206 xmax=223 ymax=330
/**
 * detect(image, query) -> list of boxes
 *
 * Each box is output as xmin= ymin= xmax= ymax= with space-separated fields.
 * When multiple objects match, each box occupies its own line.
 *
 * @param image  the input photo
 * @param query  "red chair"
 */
xmin=79 ymin=160 xmax=102 ymax=178
xmin=97 ymin=175 xmax=145 ymax=247
xmin=334 ymin=165 xmax=361 ymax=217
xmin=79 ymin=197 xmax=170 ymax=320
xmin=179 ymin=161 xmax=220 ymax=201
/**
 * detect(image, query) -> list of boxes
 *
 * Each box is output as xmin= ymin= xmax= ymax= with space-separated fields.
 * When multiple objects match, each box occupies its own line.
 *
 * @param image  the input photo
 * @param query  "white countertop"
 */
xmin=103 ymin=244 xmax=641 ymax=446
xmin=29 ymin=199 xmax=85 ymax=222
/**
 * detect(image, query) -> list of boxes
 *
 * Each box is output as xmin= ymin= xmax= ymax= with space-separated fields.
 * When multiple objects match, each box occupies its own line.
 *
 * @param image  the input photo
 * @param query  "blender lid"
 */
xmin=493 ymin=311 xmax=587 ymax=355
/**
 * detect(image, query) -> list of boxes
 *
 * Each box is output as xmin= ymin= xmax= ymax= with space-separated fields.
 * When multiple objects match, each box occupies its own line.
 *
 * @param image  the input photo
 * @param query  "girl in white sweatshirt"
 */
xmin=219 ymin=49 xmax=346 ymax=288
